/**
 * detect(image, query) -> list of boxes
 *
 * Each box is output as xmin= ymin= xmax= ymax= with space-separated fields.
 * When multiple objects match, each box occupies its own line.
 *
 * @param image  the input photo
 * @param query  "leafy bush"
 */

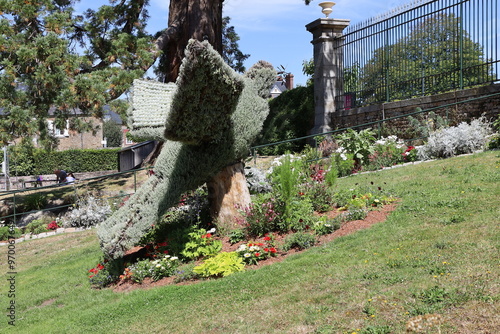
xmin=21 ymin=193 xmax=49 ymax=211
xmin=486 ymin=114 xmax=500 ymax=149
xmin=365 ymin=136 xmax=406 ymax=170
xmin=6 ymin=145 xmax=120 ymax=176
xmin=335 ymin=128 xmax=377 ymax=167
xmin=302 ymin=182 xmax=333 ymax=213
xmin=282 ymin=232 xmax=317 ymax=251
xmin=24 ymin=219 xmax=50 ymax=235
xmin=228 ymin=229 xmax=246 ymax=244
xmin=180 ymin=228 xmax=222 ymax=260
xmin=285 ymin=197 xmax=315 ymax=232
xmin=256 ymin=85 xmax=314 ymax=155
xmin=193 ymin=252 xmax=245 ymax=278
xmin=313 ymin=217 xmax=340 ymax=236
xmin=0 ymin=226 xmax=22 ymax=241
xmin=341 ymin=208 xmax=369 ymax=221
xmin=332 ymin=151 xmax=356 ymax=177
xmin=64 ymin=195 xmax=112 ymax=228
xmin=238 ymin=193 xmax=282 ymax=237
xmin=418 ymin=117 xmax=492 ymax=160
xmin=173 ymin=263 xmax=200 ymax=283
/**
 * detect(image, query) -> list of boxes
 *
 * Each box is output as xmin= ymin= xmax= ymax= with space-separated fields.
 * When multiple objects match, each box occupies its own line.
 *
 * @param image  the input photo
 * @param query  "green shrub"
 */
xmin=335 ymin=128 xmax=377 ymax=167
xmin=173 ymin=263 xmax=200 ymax=283
xmin=193 ymin=252 xmax=245 ymax=278
xmin=24 ymin=219 xmax=50 ymax=235
xmin=313 ymin=217 xmax=340 ymax=236
xmin=332 ymin=152 xmax=355 ymax=177
xmin=239 ymin=193 xmax=283 ymax=237
xmin=256 ymin=86 xmax=314 ymax=155
xmin=21 ymin=193 xmax=49 ymax=211
xmin=7 ymin=147 xmax=121 ymax=176
xmin=180 ymin=228 xmax=222 ymax=260
xmin=302 ymin=182 xmax=334 ymax=213
xmin=0 ymin=226 xmax=22 ymax=241
xmin=282 ymin=232 xmax=317 ymax=251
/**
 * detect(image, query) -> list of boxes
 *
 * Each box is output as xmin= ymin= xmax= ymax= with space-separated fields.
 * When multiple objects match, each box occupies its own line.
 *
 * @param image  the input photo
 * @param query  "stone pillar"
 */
xmin=306 ymin=18 xmax=350 ymax=135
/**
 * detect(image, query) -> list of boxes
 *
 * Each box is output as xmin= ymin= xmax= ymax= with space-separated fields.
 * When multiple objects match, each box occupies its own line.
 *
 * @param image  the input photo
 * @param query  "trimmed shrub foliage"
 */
xmin=256 ymin=85 xmax=314 ymax=155
xmin=6 ymin=147 xmax=119 ymax=176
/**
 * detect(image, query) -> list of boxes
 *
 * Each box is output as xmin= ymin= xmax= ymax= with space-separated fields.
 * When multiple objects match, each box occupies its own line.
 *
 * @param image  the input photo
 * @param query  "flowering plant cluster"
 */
xmin=236 ymin=195 xmax=282 ymax=237
xmin=311 ymin=168 xmax=326 ymax=183
xmin=120 ymin=254 xmax=180 ymax=283
xmin=88 ymin=260 xmax=116 ymax=288
xmin=236 ymin=236 xmax=277 ymax=265
xmin=402 ymin=145 xmax=418 ymax=162
xmin=88 ymin=263 xmax=105 ymax=278
xmin=313 ymin=218 xmax=340 ymax=236
xmin=47 ymin=220 xmax=60 ymax=230
xmin=144 ymin=241 xmax=169 ymax=257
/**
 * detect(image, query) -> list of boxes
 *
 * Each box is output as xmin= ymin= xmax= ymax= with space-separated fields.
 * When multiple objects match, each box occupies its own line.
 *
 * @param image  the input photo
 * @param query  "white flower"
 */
xmin=249 ymin=245 xmax=260 ymax=252
xmin=340 ymin=153 xmax=347 ymax=161
xmin=207 ymin=228 xmax=216 ymax=234
xmin=244 ymin=253 xmax=251 ymax=258
xmin=156 ymin=264 xmax=161 ymax=268
xmin=237 ymin=245 xmax=247 ymax=252
xmin=170 ymin=256 xmax=178 ymax=261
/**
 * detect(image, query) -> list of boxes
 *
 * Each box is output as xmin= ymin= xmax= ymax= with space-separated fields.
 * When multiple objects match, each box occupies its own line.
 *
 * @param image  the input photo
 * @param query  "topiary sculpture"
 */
xmin=97 ymin=40 xmax=276 ymax=259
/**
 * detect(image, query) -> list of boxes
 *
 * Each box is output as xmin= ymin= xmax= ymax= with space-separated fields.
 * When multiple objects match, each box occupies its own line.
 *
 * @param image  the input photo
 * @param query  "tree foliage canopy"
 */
xmin=0 ymin=0 xmax=156 ymax=147
xmin=347 ymin=13 xmax=494 ymax=106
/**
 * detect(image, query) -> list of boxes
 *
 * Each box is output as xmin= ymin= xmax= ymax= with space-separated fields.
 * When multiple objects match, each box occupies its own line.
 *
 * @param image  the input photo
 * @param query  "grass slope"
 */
xmin=1 ymin=151 xmax=498 ymax=333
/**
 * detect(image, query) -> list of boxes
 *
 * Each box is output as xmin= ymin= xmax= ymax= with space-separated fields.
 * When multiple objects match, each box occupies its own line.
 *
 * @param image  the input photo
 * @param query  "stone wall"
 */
xmin=333 ymin=84 xmax=500 ymax=138
xmin=56 ymin=117 xmax=104 ymax=151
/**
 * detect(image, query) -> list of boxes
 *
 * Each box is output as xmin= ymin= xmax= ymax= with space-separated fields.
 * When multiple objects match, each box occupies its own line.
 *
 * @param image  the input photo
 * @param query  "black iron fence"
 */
xmin=339 ymin=0 xmax=499 ymax=110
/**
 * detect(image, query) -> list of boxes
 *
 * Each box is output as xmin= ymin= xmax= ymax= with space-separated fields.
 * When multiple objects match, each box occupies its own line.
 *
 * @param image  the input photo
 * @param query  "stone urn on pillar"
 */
xmin=306 ymin=4 xmax=349 ymax=136
xmin=318 ymin=2 xmax=336 ymax=18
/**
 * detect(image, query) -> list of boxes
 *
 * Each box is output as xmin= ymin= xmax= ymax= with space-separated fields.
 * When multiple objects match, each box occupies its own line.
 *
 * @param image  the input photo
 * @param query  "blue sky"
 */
xmin=78 ymin=0 xmax=414 ymax=86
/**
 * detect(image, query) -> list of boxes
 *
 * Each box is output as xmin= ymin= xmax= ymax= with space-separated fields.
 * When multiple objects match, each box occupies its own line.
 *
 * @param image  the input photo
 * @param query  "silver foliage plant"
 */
xmin=418 ymin=117 xmax=493 ymax=160
xmin=64 ymin=195 xmax=112 ymax=228
xmin=98 ymin=40 xmax=276 ymax=259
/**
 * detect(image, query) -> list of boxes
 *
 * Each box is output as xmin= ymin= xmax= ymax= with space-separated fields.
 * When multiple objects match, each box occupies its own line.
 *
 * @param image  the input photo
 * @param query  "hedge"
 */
xmin=4 ymin=148 xmax=120 ymax=176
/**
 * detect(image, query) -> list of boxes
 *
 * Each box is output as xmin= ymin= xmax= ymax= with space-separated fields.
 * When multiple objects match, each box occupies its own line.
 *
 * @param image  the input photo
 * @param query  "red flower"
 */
xmin=163 ymin=250 xmax=169 ymax=254
xmin=264 ymin=248 xmax=269 ymax=252
xmin=263 ymin=236 xmax=271 ymax=241
xmin=254 ymin=253 xmax=260 ymax=257
xmin=157 ymin=241 xmax=167 ymax=247
xmin=270 ymin=247 xmax=277 ymax=253
xmin=97 ymin=263 xmax=105 ymax=270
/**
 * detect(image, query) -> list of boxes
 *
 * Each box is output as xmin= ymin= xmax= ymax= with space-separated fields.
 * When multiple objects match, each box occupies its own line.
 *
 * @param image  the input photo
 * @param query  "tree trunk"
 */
xmin=164 ymin=0 xmax=223 ymax=83
xmin=206 ymin=162 xmax=251 ymax=230
xmin=160 ymin=0 xmax=251 ymax=228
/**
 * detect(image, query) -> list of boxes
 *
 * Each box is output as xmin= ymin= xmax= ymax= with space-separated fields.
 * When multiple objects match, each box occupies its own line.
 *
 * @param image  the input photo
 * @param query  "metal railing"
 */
xmin=0 ymin=167 xmax=152 ymax=225
xmin=338 ymin=0 xmax=499 ymax=110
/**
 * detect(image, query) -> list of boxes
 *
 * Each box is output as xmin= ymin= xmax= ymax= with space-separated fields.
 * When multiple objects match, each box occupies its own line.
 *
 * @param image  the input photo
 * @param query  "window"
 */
xmin=47 ymin=120 xmax=69 ymax=137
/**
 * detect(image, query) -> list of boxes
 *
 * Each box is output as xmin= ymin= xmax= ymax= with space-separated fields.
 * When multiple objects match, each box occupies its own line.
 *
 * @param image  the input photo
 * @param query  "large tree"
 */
xmin=0 ymin=0 xmax=155 ymax=147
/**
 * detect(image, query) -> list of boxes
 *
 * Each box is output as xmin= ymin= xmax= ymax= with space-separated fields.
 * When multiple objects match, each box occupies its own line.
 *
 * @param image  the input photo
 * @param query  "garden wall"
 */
xmin=333 ymin=84 xmax=500 ymax=137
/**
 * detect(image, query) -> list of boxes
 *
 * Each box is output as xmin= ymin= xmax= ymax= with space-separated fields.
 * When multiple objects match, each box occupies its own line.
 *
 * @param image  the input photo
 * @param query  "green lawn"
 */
xmin=1 ymin=151 xmax=498 ymax=333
